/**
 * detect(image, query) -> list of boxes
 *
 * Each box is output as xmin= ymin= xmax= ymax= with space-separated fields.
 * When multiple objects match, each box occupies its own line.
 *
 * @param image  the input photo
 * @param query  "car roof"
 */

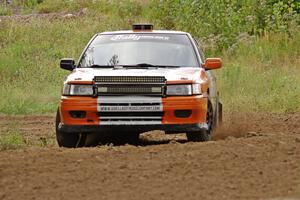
xmin=99 ymin=30 xmax=189 ymax=35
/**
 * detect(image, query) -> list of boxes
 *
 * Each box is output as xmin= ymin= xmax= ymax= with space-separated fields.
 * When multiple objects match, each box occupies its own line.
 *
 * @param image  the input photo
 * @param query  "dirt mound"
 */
xmin=0 ymin=112 xmax=299 ymax=200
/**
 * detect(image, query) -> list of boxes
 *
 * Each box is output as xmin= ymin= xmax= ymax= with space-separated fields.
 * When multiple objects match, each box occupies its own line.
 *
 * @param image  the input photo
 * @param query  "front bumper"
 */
xmin=60 ymin=95 xmax=208 ymax=128
xmin=58 ymin=123 xmax=208 ymax=134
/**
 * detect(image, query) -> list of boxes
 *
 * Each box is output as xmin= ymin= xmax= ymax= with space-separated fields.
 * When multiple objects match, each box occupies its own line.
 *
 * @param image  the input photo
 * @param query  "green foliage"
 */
xmin=0 ymin=0 xmax=299 ymax=114
xmin=147 ymin=0 xmax=300 ymax=51
xmin=267 ymin=0 xmax=300 ymax=31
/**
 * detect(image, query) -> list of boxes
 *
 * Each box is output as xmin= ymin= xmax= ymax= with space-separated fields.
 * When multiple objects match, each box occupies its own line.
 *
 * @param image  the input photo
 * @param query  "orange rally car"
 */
xmin=56 ymin=24 xmax=222 ymax=147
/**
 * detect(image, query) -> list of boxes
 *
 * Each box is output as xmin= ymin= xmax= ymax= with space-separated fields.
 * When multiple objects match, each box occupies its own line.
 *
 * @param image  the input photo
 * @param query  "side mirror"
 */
xmin=60 ymin=58 xmax=75 ymax=71
xmin=204 ymin=58 xmax=222 ymax=70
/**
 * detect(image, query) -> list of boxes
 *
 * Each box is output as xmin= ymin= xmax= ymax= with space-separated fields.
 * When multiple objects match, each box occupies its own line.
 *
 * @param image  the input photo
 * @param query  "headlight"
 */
xmin=166 ymin=84 xmax=202 ymax=96
xmin=63 ymin=84 xmax=93 ymax=96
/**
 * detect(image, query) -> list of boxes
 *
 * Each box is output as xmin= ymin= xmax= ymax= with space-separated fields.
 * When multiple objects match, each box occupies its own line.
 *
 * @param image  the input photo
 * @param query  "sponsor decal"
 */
xmin=110 ymin=34 xmax=170 ymax=41
xmin=99 ymin=106 xmax=162 ymax=112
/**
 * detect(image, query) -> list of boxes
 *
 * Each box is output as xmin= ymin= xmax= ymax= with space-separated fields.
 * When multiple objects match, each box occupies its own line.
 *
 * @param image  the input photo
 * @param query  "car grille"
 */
xmin=98 ymin=97 xmax=163 ymax=125
xmin=94 ymin=76 xmax=166 ymax=96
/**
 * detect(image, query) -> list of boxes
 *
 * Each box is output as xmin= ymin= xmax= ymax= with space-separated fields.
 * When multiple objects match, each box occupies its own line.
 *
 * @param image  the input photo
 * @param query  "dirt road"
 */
xmin=0 ymin=113 xmax=299 ymax=200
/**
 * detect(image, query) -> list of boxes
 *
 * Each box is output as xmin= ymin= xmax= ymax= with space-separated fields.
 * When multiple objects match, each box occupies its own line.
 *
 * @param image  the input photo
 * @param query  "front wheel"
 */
xmin=55 ymin=109 xmax=99 ymax=148
xmin=186 ymin=100 xmax=214 ymax=142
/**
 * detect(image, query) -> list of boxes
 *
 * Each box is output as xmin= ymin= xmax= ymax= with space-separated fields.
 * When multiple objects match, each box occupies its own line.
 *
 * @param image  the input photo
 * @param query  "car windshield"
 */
xmin=79 ymin=33 xmax=199 ymax=68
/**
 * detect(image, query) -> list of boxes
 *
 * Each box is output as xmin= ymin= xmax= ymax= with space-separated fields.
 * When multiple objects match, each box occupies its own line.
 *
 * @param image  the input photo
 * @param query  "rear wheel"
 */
xmin=186 ymin=100 xmax=214 ymax=142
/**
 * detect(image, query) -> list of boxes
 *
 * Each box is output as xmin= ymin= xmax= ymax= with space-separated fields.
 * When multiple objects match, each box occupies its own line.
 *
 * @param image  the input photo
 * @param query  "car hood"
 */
xmin=66 ymin=67 xmax=206 ymax=83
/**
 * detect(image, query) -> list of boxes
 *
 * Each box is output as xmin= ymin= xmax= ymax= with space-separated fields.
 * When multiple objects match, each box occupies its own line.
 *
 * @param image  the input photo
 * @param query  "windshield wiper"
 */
xmin=156 ymin=65 xmax=181 ymax=68
xmin=87 ymin=64 xmax=114 ymax=68
xmin=122 ymin=63 xmax=158 ymax=68
xmin=86 ymin=64 xmax=182 ymax=69
xmin=122 ymin=63 xmax=181 ymax=68
xmin=87 ymin=64 xmax=124 ymax=69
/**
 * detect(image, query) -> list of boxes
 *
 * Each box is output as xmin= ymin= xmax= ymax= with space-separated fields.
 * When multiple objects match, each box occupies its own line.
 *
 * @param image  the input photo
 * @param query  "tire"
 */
xmin=110 ymin=132 xmax=140 ymax=145
xmin=186 ymin=100 xmax=214 ymax=142
xmin=55 ymin=109 xmax=99 ymax=148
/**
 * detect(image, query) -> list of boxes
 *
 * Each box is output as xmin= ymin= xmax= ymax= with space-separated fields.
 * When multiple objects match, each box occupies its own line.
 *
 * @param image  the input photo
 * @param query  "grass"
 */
xmin=0 ymin=4 xmax=12 ymax=16
xmin=0 ymin=0 xmax=299 ymax=115
xmin=0 ymin=15 xmax=131 ymax=114
xmin=0 ymin=120 xmax=24 ymax=150
xmin=219 ymin=32 xmax=300 ymax=113
xmin=0 ymin=130 xmax=25 ymax=150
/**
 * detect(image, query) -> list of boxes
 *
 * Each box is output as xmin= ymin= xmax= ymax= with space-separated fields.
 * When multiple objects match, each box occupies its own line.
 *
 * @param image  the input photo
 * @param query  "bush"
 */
xmin=147 ymin=0 xmax=300 ymax=51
